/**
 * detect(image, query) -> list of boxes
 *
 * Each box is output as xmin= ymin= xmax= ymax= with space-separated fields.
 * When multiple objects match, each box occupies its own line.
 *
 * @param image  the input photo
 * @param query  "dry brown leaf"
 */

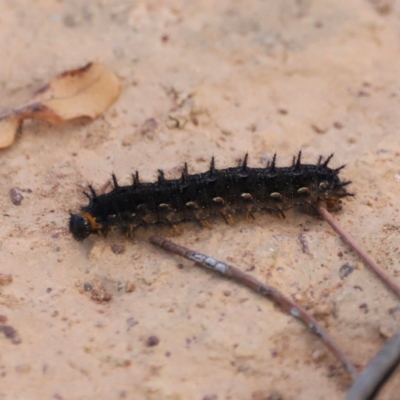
xmin=0 ymin=116 xmax=20 ymax=149
xmin=0 ymin=62 xmax=121 ymax=149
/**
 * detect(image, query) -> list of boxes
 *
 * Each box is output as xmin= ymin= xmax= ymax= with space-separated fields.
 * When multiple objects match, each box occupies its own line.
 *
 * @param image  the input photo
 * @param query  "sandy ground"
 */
xmin=1 ymin=1 xmax=400 ymax=399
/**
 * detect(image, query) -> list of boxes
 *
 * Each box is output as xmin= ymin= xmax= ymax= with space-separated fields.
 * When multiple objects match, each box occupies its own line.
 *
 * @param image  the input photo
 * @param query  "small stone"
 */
xmin=84 ymin=343 xmax=93 ymax=353
xmin=333 ymin=121 xmax=343 ymax=129
xmin=369 ymin=0 xmax=394 ymax=15
xmin=9 ymin=187 xmax=24 ymax=206
xmin=111 ymin=243 xmax=125 ymax=254
xmin=146 ymin=336 xmax=160 ymax=347
xmin=313 ymin=303 xmax=333 ymax=317
xmin=0 ymin=324 xmax=21 ymax=344
xmin=270 ymin=349 xmax=278 ymax=358
xmin=312 ymin=349 xmax=327 ymax=362
xmin=379 ymin=322 xmax=397 ymax=339
xmin=125 ymin=281 xmax=136 ymax=293
xmin=339 ymin=263 xmax=354 ymax=279
xmin=359 ymin=303 xmax=369 ymax=314
xmin=293 ymin=293 xmax=303 ymax=302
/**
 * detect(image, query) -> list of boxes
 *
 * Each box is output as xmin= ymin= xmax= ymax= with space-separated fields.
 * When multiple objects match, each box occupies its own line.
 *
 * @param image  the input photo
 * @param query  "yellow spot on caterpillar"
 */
xmin=241 ymin=193 xmax=253 ymax=200
xmin=319 ymin=181 xmax=329 ymax=189
xmin=297 ymin=187 xmax=309 ymax=194
xmin=213 ymin=197 xmax=225 ymax=204
xmin=270 ymin=192 xmax=282 ymax=200
xmin=159 ymin=203 xmax=172 ymax=210
xmin=186 ymin=201 xmax=199 ymax=208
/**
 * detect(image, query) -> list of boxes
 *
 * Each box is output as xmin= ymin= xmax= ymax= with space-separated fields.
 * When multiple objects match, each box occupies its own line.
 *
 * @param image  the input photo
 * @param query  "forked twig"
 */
xmin=345 ymin=333 xmax=400 ymax=400
xmin=149 ymin=235 xmax=359 ymax=381
xmin=318 ymin=206 xmax=400 ymax=299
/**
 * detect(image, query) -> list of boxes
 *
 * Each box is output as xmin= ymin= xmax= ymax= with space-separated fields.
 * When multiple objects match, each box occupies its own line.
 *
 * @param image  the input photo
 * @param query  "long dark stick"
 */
xmin=345 ymin=333 xmax=400 ymax=400
xmin=149 ymin=235 xmax=359 ymax=381
xmin=318 ymin=206 xmax=400 ymax=299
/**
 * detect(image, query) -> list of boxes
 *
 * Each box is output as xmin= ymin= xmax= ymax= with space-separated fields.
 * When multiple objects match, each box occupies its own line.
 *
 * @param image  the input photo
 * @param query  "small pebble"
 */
xmin=293 ymin=293 xmax=303 ymax=302
xmin=379 ymin=323 xmax=397 ymax=339
xmin=84 ymin=343 xmax=93 ymax=353
xmin=146 ymin=336 xmax=160 ymax=347
xmin=125 ymin=281 xmax=136 ymax=293
xmin=339 ymin=263 xmax=354 ymax=279
xmin=355 ymin=262 xmax=364 ymax=270
xmin=111 ymin=243 xmax=125 ymax=254
xmin=312 ymin=349 xmax=327 ymax=362
xmin=313 ymin=303 xmax=333 ymax=317
xmin=9 ymin=187 xmax=24 ymax=206
xmin=333 ymin=121 xmax=343 ymax=129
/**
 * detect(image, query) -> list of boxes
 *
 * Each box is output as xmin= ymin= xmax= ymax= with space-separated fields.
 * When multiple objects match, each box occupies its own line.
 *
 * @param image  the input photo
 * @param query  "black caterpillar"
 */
xmin=69 ymin=152 xmax=352 ymax=241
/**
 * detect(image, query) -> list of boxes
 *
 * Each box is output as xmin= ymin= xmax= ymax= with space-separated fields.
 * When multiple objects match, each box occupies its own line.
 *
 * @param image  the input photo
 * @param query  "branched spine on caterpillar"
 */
xmin=69 ymin=152 xmax=353 ymax=241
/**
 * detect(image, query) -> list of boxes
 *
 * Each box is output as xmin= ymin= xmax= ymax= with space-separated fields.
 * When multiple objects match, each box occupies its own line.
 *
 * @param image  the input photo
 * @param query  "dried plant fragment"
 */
xmin=0 ymin=116 xmax=20 ymax=149
xmin=0 ymin=62 xmax=121 ymax=149
xmin=149 ymin=235 xmax=359 ymax=380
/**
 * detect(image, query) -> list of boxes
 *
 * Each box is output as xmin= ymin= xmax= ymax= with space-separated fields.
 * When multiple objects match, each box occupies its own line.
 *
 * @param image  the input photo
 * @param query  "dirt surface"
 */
xmin=1 ymin=1 xmax=400 ymax=399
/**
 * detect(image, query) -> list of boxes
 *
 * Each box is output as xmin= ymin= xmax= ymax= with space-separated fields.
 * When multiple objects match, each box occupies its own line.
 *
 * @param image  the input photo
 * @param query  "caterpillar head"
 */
xmin=69 ymin=213 xmax=92 ymax=241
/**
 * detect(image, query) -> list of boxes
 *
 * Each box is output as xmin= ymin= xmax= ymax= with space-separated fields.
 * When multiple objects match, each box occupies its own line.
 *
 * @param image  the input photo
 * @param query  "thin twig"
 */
xmin=345 ymin=333 xmax=400 ymax=400
xmin=318 ymin=206 xmax=400 ymax=299
xmin=149 ymin=235 xmax=359 ymax=381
